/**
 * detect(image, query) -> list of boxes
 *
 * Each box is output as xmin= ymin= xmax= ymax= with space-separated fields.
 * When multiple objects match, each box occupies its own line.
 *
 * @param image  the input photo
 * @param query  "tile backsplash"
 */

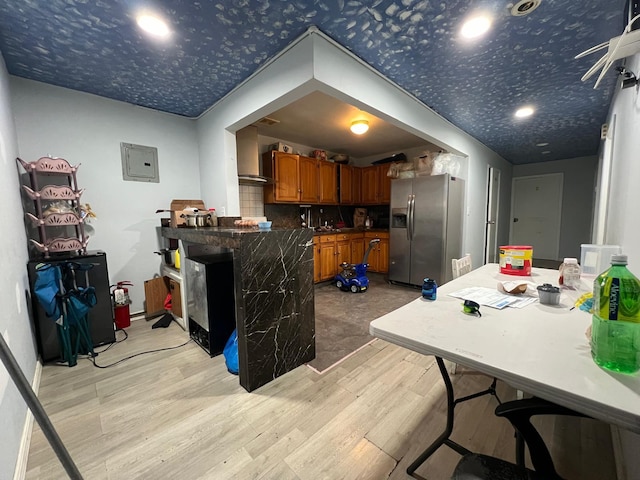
xmin=239 ymin=184 xmax=265 ymax=217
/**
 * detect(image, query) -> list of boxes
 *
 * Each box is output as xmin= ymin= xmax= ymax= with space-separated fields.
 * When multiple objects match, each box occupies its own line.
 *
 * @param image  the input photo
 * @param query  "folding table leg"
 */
xmin=406 ymin=356 xmax=501 ymax=478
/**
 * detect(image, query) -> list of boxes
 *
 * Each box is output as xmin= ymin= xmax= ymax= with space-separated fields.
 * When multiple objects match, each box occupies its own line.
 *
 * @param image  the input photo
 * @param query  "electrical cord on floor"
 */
xmin=92 ymin=328 xmax=129 ymax=354
xmin=87 ymin=335 xmax=192 ymax=369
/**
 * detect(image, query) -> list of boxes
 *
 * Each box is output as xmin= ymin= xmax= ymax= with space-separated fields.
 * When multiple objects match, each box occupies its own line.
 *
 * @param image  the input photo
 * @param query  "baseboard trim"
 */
xmin=13 ymin=360 xmax=42 ymax=480
xmin=611 ymin=425 xmax=626 ymax=480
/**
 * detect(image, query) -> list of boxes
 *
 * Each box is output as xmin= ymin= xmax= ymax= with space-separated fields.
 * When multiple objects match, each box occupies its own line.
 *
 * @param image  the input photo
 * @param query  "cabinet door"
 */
xmin=352 ymin=167 xmax=362 ymax=205
xmin=336 ymin=239 xmax=350 ymax=266
xmin=339 ymin=165 xmax=353 ymax=204
xmin=368 ymin=241 xmax=380 ymax=272
xmin=351 ymin=236 xmax=365 ymax=265
xmin=377 ymin=238 xmax=389 ymax=273
xmin=378 ymin=164 xmax=392 ymax=204
xmin=319 ymin=242 xmax=337 ymax=281
xmin=274 ymin=152 xmax=300 ymax=202
xmin=299 ymin=156 xmax=318 ymax=203
xmin=319 ymin=160 xmax=338 ymax=204
xmin=361 ymin=166 xmax=379 ymax=204
xmin=169 ymin=279 xmax=182 ymax=317
xmin=313 ymin=237 xmax=321 ymax=283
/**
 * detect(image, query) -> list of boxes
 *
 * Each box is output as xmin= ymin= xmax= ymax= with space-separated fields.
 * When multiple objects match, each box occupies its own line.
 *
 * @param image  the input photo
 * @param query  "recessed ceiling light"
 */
xmin=460 ymin=15 xmax=492 ymax=39
xmin=350 ymin=120 xmax=369 ymax=135
xmin=541 ymin=151 xmax=551 ymax=154
xmin=136 ymin=14 xmax=170 ymax=38
xmin=510 ymin=0 xmax=542 ymax=17
xmin=515 ymin=106 xmax=535 ymax=118
xmin=536 ymin=142 xmax=549 ymax=147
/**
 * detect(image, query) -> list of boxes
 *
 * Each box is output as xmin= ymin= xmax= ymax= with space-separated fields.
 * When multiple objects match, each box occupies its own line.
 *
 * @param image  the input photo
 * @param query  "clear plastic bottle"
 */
xmin=591 ymin=254 xmax=640 ymax=373
xmin=207 ymin=208 xmax=218 ymax=227
xmin=559 ymin=257 xmax=581 ymax=288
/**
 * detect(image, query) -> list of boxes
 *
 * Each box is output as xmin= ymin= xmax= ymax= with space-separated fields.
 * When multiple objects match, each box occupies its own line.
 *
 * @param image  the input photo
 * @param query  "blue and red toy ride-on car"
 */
xmin=334 ymin=238 xmax=380 ymax=293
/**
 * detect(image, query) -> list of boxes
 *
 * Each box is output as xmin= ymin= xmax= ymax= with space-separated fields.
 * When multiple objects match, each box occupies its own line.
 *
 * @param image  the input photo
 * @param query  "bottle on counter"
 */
xmin=591 ymin=254 xmax=640 ymax=374
xmin=365 ymin=216 xmax=371 ymax=229
xmin=207 ymin=208 xmax=218 ymax=227
xmin=175 ymin=248 xmax=181 ymax=271
xmin=559 ymin=257 xmax=581 ymax=288
xmin=422 ymin=278 xmax=437 ymax=301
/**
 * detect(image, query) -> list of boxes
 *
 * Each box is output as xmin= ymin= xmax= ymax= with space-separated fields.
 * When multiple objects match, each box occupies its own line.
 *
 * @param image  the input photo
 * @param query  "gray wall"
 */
xmin=10 ymin=77 xmax=201 ymax=313
xmin=513 ymin=156 xmax=597 ymax=260
xmin=0 ymin=55 xmax=37 ymax=479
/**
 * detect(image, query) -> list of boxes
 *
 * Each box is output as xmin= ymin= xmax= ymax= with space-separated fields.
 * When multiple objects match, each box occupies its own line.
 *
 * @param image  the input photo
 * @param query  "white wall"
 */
xmin=600 ymin=53 xmax=640 ymax=480
xmin=10 ymin=78 xmax=201 ymax=312
xmin=197 ymin=36 xmax=318 ymax=217
xmin=513 ymin=156 xmax=598 ymax=260
xmin=0 ymin=56 xmax=37 ymax=480
xmin=198 ymin=29 xmax=513 ymax=264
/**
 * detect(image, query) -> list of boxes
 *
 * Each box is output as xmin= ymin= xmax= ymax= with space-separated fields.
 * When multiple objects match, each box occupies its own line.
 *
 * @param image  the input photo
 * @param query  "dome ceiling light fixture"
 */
xmin=350 ymin=119 xmax=369 ymax=135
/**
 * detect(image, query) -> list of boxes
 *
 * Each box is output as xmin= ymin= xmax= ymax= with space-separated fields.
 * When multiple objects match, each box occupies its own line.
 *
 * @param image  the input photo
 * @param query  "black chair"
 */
xmin=452 ymin=397 xmax=587 ymax=480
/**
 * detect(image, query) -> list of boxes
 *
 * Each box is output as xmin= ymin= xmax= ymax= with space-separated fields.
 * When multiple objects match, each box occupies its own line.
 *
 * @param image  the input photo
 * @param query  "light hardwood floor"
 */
xmin=26 ymin=319 xmax=616 ymax=480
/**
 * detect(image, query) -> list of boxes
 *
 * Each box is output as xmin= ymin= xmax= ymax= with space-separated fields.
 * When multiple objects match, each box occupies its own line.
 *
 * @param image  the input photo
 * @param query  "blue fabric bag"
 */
xmin=223 ymin=329 xmax=239 ymax=375
xmin=34 ymin=264 xmax=62 ymax=321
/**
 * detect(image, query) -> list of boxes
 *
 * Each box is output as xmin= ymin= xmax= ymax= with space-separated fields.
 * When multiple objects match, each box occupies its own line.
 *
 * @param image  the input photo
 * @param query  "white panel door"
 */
xmin=509 ymin=173 xmax=563 ymax=260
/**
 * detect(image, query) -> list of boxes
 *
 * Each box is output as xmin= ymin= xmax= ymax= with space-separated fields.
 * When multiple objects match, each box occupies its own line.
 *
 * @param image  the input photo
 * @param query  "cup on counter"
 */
xmin=537 ymin=283 xmax=560 ymax=305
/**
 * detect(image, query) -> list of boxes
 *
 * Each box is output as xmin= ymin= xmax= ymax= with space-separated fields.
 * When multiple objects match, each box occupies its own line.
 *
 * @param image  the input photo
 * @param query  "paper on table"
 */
xmin=448 ymin=287 xmax=521 ymax=309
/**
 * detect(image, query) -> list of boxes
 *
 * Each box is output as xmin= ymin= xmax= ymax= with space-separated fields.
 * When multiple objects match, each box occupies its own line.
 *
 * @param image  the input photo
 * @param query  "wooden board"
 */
xmin=144 ymin=276 xmax=170 ymax=318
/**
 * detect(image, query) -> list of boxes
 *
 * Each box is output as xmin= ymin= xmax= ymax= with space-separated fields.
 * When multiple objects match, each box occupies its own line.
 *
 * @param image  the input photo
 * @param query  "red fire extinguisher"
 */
xmin=111 ymin=281 xmax=133 ymax=330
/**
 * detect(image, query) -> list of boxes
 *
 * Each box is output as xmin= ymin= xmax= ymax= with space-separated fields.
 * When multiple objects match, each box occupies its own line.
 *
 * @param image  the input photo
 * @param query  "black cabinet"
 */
xmin=28 ymin=250 xmax=116 ymax=362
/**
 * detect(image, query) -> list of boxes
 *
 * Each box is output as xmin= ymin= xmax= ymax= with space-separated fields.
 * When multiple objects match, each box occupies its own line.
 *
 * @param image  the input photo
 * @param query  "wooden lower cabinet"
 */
xmin=318 ymin=234 xmax=337 ymax=281
xmin=364 ymin=231 xmax=390 ymax=273
xmin=313 ymin=236 xmax=321 ymax=283
xmin=313 ymin=231 xmax=387 ymax=282
xmin=336 ymin=237 xmax=350 ymax=267
xmin=350 ymin=233 xmax=365 ymax=264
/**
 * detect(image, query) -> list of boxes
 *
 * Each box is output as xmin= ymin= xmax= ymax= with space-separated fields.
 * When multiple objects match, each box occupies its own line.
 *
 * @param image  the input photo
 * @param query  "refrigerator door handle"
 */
xmin=406 ymin=195 xmax=412 ymax=241
xmin=409 ymin=194 xmax=416 ymax=240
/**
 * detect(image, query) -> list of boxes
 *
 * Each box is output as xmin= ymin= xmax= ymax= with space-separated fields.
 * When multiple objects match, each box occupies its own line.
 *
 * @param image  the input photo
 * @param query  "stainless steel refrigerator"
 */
xmin=389 ymin=174 xmax=464 ymax=287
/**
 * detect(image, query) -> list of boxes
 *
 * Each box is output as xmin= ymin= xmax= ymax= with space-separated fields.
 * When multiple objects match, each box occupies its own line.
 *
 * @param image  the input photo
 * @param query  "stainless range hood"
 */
xmin=236 ymin=125 xmax=271 ymax=184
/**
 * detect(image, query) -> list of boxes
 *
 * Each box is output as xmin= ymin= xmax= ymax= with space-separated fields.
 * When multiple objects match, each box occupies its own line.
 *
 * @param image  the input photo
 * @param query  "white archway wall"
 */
xmin=197 ymin=30 xmax=513 ymax=264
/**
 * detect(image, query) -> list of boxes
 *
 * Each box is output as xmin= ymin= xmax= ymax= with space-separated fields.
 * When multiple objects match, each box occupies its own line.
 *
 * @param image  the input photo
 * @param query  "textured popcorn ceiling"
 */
xmin=0 ymin=0 xmax=627 ymax=164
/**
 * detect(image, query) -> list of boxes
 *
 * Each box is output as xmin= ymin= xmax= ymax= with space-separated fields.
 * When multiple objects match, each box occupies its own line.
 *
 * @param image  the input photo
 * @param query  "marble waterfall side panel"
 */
xmin=236 ymin=229 xmax=315 ymax=391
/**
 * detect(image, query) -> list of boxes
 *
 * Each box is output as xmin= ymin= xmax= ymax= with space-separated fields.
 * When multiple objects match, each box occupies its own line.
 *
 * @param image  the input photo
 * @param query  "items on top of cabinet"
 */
xmin=17 ymin=156 xmax=88 ymax=258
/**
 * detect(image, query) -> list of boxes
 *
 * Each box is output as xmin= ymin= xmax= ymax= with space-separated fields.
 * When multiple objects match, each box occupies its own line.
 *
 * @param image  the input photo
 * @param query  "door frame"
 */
xmin=509 ymin=173 xmax=563 ymax=260
xmin=484 ymin=166 xmax=501 ymax=264
xmin=592 ymin=115 xmax=615 ymax=244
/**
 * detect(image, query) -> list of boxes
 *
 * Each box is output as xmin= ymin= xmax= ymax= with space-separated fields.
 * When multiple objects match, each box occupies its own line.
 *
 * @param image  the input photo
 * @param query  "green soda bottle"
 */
xmin=591 ymin=254 xmax=640 ymax=373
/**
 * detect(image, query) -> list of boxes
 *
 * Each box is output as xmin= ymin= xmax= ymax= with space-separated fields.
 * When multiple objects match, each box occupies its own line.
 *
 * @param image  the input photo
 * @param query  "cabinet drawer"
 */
xmin=336 ymin=233 xmax=351 ymax=241
xmin=319 ymin=234 xmax=336 ymax=243
xmin=364 ymin=231 xmax=389 ymax=239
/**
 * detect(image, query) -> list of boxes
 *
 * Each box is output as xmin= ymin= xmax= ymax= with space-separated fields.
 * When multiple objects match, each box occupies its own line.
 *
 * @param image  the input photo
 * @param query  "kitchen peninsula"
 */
xmin=162 ymin=226 xmax=315 ymax=392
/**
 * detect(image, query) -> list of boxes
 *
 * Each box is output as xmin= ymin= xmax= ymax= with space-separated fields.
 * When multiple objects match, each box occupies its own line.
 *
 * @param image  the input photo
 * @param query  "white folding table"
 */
xmin=370 ymin=264 xmax=640 ymax=476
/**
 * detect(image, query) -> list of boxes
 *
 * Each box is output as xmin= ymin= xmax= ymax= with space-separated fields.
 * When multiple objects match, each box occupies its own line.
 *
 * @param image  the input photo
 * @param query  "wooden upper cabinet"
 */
xmin=360 ymin=165 xmax=379 ymax=204
xmin=352 ymin=166 xmax=362 ymax=205
xmin=299 ymin=156 xmax=319 ymax=203
xmin=339 ymin=165 xmax=353 ymax=204
xmin=319 ymin=160 xmax=338 ymax=204
xmin=378 ymin=163 xmax=392 ymax=204
xmin=263 ymin=151 xmax=299 ymax=203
